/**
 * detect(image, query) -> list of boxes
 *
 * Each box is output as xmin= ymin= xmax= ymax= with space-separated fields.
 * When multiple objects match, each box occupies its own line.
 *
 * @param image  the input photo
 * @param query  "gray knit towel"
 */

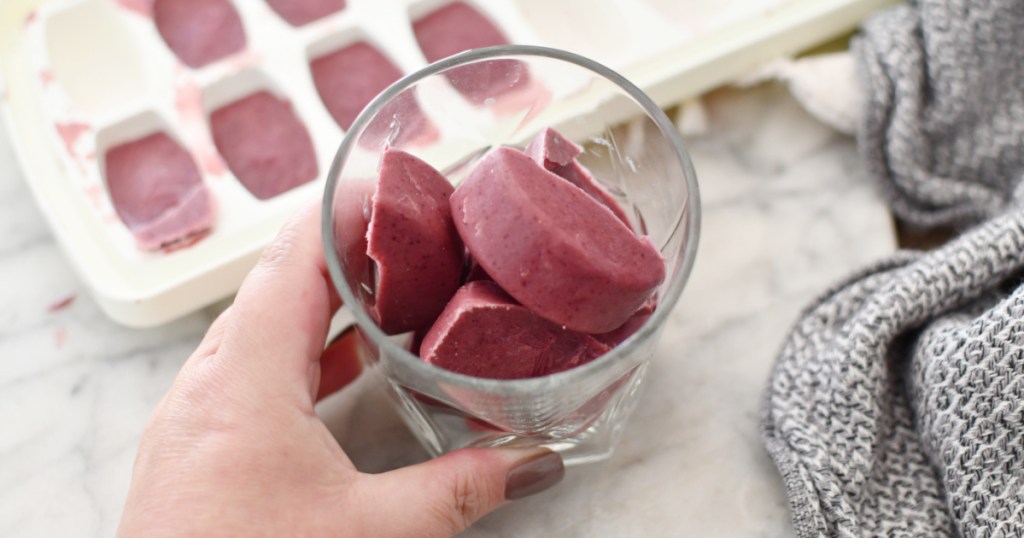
xmin=761 ymin=0 xmax=1024 ymax=536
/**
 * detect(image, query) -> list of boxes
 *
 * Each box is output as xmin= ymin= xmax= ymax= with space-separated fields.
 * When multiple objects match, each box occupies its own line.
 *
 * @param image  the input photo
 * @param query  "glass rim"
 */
xmin=321 ymin=44 xmax=701 ymax=395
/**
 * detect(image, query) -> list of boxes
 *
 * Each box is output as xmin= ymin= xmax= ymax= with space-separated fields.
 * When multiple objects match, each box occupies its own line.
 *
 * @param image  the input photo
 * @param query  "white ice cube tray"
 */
xmin=0 ymin=0 xmax=896 ymax=327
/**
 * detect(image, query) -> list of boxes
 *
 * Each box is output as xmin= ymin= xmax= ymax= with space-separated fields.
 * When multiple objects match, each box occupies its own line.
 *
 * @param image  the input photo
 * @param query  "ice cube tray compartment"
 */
xmin=13 ymin=0 xmax=897 ymax=326
xmin=92 ymin=110 xmax=204 ymax=244
xmin=42 ymin=0 xmax=150 ymax=117
xmin=152 ymin=0 xmax=248 ymax=69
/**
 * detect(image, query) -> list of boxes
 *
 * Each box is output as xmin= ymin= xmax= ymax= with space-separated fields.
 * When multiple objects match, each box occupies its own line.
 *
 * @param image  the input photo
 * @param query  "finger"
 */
xmin=217 ymin=198 xmax=341 ymax=405
xmin=187 ymin=305 xmax=233 ymax=367
xmin=316 ymin=326 xmax=363 ymax=402
xmin=362 ymin=448 xmax=564 ymax=537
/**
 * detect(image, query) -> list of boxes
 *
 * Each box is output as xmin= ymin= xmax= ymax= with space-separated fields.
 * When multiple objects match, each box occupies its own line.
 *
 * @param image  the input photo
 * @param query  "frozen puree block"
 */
xmin=265 ymin=0 xmax=345 ymax=26
xmin=332 ymin=177 xmax=376 ymax=292
xmin=311 ymin=42 xmax=402 ymax=130
xmin=104 ymin=133 xmax=214 ymax=250
xmin=367 ymin=149 xmax=463 ymax=334
xmin=311 ymin=41 xmax=433 ymax=145
xmin=526 ymin=128 xmax=632 ymax=227
xmin=451 ymin=147 xmax=665 ymax=333
xmin=412 ymin=2 xmax=529 ymax=104
xmin=153 ymin=0 xmax=245 ymax=68
xmin=421 ymin=281 xmax=610 ymax=379
xmin=595 ymin=297 xmax=656 ymax=347
xmin=464 ymin=256 xmax=492 ymax=282
xmin=210 ymin=91 xmax=318 ymax=200
xmin=526 ymin=126 xmax=582 ymax=169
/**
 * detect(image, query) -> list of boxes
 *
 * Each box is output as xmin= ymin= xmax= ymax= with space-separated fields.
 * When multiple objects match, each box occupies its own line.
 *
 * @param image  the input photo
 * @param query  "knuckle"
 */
xmin=257 ymin=226 xmax=298 ymax=271
xmin=434 ymin=471 xmax=492 ymax=534
xmin=452 ymin=475 xmax=480 ymax=528
xmin=256 ymin=202 xmax=319 ymax=272
xmin=429 ymin=505 xmax=467 ymax=537
xmin=159 ymin=361 xmax=242 ymax=433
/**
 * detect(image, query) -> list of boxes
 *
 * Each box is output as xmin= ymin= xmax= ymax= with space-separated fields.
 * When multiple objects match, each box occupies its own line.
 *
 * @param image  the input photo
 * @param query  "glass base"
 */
xmin=385 ymin=362 xmax=649 ymax=466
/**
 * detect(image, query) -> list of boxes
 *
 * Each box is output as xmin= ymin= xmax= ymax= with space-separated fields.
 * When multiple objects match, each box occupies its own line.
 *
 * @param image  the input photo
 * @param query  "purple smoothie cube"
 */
xmin=154 ymin=0 xmax=245 ymax=68
xmin=367 ymin=149 xmax=464 ymax=334
xmin=420 ymin=281 xmax=609 ymax=379
xmin=451 ymin=146 xmax=664 ymax=334
xmin=525 ymin=128 xmax=633 ymax=227
xmin=266 ymin=0 xmax=346 ymax=26
xmin=412 ymin=2 xmax=530 ymax=104
xmin=210 ymin=91 xmax=318 ymax=200
xmin=104 ymin=132 xmax=214 ymax=250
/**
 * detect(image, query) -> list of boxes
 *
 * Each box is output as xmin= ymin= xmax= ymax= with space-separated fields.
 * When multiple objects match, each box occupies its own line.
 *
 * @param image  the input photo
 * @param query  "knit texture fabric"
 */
xmin=761 ymin=0 xmax=1024 ymax=536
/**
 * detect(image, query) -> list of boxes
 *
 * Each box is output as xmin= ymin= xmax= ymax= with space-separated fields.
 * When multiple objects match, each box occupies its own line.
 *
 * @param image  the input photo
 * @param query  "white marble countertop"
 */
xmin=0 ymin=82 xmax=896 ymax=537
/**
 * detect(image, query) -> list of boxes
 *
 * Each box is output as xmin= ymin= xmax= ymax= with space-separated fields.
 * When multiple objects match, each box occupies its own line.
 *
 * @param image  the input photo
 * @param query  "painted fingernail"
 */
xmin=504 ymin=449 xmax=564 ymax=500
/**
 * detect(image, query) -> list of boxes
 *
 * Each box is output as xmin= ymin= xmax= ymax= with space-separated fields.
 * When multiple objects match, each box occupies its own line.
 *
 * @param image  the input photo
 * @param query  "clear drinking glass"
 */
xmin=322 ymin=45 xmax=700 ymax=465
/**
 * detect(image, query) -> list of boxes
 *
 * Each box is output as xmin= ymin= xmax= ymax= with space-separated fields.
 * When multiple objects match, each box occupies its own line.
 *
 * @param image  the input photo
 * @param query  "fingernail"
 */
xmin=505 ymin=449 xmax=565 ymax=500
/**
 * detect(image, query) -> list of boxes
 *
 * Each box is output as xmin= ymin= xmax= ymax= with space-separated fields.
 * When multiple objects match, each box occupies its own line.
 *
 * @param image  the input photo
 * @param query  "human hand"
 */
xmin=118 ymin=200 xmax=564 ymax=537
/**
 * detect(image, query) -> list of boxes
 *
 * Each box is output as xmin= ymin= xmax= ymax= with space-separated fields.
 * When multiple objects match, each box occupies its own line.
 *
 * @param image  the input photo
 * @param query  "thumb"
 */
xmin=363 ymin=448 xmax=564 ymax=537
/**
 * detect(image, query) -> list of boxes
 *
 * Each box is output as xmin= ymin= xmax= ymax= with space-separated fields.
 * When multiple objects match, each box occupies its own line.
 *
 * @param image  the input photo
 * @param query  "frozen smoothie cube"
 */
xmin=104 ymin=133 xmax=214 ymax=250
xmin=331 ymin=177 xmax=376 ymax=291
xmin=154 ymin=0 xmax=245 ymax=68
xmin=266 ymin=0 xmax=345 ymax=26
xmin=464 ymin=256 xmax=492 ymax=282
xmin=526 ymin=126 xmax=582 ymax=169
xmin=451 ymin=147 xmax=665 ymax=333
xmin=525 ymin=128 xmax=632 ymax=227
xmin=210 ymin=91 xmax=318 ymax=200
xmin=368 ymin=149 xmax=464 ymax=334
xmin=553 ymin=161 xmax=632 ymax=227
xmin=412 ymin=2 xmax=529 ymax=103
xmin=311 ymin=42 xmax=402 ymax=130
xmin=311 ymin=41 xmax=433 ymax=145
xmin=595 ymin=298 xmax=656 ymax=347
xmin=421 ymin=281 xmax=610 ymax=379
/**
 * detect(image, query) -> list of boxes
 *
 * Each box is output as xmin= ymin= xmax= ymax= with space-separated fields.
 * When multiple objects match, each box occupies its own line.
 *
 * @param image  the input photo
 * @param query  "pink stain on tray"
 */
xmin=55 ymin=122 xmax=91 ymax=158
xmin=116 ymin=0 xmax=153 ymax=17
xmin=47 ymin=293 xmax=77 ymax=313
xmin=84 ymin=183 xmax=106 ymax=212
xmin=174 ymin=75 xmax=226 ymax=176
xmin=226 ymin=48 xmax=263 ymax=73
xmin=54 ymin=327 xmax=68 ymax=349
